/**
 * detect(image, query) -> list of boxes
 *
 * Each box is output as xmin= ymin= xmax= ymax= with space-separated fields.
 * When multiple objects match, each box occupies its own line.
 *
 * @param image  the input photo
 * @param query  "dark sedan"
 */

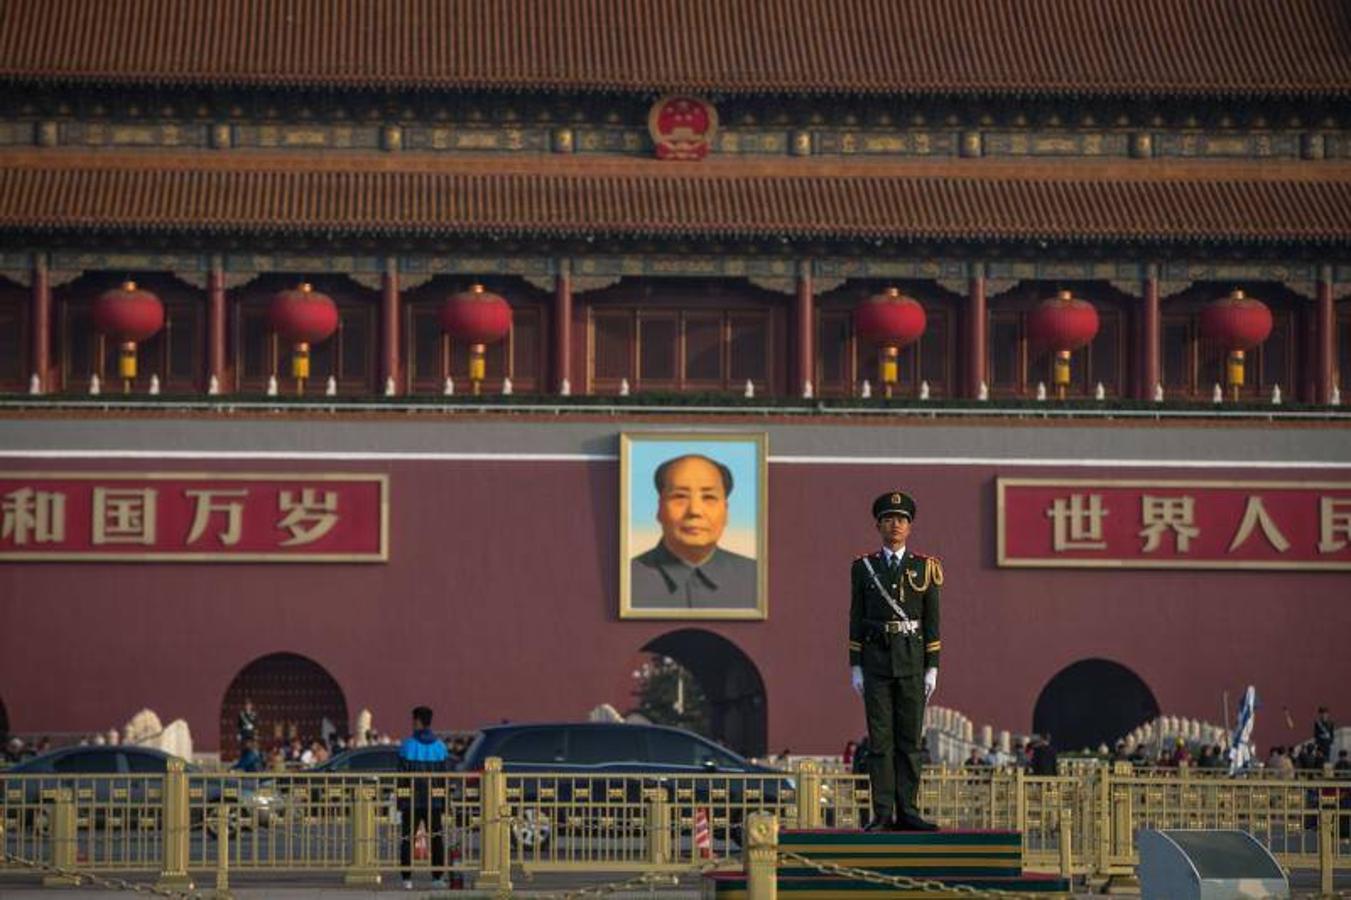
xmin=2 ymin=745 xmax=278 ymax=831
xmin=457 ymin=723 xmax=793 ymax=848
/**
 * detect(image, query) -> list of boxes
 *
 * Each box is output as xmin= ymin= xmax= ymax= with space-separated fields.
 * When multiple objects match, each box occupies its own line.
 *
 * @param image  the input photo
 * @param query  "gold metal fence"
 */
xmin=3 ymin=757 xmax=1348 ymax=890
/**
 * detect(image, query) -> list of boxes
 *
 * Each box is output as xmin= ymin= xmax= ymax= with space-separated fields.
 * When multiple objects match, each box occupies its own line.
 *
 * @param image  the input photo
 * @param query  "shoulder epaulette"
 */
xmin=904 ymin=553 xmax=944 ymax=591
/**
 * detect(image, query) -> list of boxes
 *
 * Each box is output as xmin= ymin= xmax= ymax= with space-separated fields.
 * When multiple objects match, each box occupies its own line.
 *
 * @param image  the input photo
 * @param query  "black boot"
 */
xmin=892 ymin=813 xmax=939 ymax=832
xmin=862 ymin=812 xmax=894 ymax=832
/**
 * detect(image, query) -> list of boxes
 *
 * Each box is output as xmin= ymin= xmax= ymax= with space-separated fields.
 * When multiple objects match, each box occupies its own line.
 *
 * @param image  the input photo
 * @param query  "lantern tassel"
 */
xmin=1227 ymin=350 xmax=1245 ymax=402
xmin=470 ymin=343 xmax=486 ymax=395
xmin=292 ymin=341 xmax=310 ymax=396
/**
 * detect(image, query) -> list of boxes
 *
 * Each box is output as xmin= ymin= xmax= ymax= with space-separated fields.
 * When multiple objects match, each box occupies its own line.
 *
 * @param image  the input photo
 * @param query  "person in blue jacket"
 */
xmin=399 ymin=705 xmax=450 ymax=890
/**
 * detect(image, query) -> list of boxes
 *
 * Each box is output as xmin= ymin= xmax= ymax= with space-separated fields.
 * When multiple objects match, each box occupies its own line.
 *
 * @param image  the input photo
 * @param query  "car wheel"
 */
xmin=204 ymin=807 xmax=245 ymax=838
xmin=510 ymin=808 xmax=551 ymax=851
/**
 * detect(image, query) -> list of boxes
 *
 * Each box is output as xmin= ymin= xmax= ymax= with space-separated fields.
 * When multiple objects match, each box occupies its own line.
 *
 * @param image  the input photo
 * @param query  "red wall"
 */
xmin=2 ymin=456 xmax=1348 ymax=755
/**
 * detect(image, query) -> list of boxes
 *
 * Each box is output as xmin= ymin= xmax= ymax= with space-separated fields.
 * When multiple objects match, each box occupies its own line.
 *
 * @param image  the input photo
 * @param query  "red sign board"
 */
xmin=0 ymin=472 xmax=387 ymax=562
xmin=998 ymin=478 xmax=1351 ymax=570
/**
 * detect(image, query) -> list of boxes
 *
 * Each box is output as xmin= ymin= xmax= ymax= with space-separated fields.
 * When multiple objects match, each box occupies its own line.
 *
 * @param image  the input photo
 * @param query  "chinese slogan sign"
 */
xmin=997 ymin=478 xmax=1351 ymax=570
xmin=0 ymin=472 xmax=387 ymax=562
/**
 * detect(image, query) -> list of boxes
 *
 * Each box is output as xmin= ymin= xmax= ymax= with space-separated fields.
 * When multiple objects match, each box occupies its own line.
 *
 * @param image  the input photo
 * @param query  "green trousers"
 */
xmin=862 ymin=671 xmax=924 ymax=821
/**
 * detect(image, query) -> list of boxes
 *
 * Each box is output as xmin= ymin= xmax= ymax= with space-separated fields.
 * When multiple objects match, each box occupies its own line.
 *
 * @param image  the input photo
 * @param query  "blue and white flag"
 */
xmin=1228 ymin=685 xmax=1257 ymax=773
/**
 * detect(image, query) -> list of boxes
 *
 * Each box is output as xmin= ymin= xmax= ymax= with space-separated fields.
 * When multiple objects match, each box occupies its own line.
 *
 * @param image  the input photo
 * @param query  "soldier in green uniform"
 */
xmin=849 ymin=491 xmax=942 ymax=831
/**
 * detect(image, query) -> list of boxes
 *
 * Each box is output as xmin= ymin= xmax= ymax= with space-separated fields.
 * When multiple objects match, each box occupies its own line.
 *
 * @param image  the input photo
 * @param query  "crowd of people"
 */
xmin=229 ymin=698 xmax=474 ymax=773
xmin=3 ymin=734 xmax=52 ymax=763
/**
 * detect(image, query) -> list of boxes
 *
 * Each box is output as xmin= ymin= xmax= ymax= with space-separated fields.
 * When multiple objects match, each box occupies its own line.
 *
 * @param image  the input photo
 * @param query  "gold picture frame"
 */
xmin=619 ymin=432 xmax=768 ymax=620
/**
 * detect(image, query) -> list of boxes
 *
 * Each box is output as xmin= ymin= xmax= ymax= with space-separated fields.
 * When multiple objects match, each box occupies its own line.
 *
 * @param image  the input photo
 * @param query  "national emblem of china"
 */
xmin=648 ymin=95 xmax=718 ymax=160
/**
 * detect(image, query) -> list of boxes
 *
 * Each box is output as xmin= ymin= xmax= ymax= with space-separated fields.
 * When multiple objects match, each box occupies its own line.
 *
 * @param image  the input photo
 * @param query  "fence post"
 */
xmin=345 ymin=784 xmax=381 ymax=886
xmin=476 ymin=757 xmax=512 ymax=892
xmin=1013 ymin=767 xmax=1026 ymax=835
xmin=1058 ymin=797 xmax=1073 ymax=881
xmin=42 ymin=788 xmax=79 ymax=886
xmin=1095 ymin=764 xmax=1113 ymax=879
xmin=156 ymin=759 xmax=193 ymax=892
xmin=214 ymin=804 xmax=233 ymax=900
xmin=646 ymin=794 xmax=672 ymax=866
xmin=1319 ymin=791 xmax=1336 ymax=898
xmin=794 ymin=760 xmax=822 ymax=830
xmin=744 ymin=812 xmax=779 ymax=900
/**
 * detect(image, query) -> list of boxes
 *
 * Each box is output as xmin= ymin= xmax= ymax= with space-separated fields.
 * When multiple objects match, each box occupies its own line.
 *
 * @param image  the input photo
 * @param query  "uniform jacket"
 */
xmin=848 ymin=549 xmax=941 ymax=677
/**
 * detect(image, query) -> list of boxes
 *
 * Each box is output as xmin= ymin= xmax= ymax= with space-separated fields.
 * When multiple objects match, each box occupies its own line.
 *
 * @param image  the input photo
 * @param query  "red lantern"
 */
xmin=854 ymin=287 xmax=927 ymax=397
xmin=92 ymin=280 xmax=165 ymax=390
xmin=268 ymin=283 xmax=338 ymax=394
xmin=439 ymin=284 xmax=512 ymax=394
xmin=1028 ymin=290 xmax=1099 ymax=398
xmin=1200 ymin=289 xmax=1272 ymax=400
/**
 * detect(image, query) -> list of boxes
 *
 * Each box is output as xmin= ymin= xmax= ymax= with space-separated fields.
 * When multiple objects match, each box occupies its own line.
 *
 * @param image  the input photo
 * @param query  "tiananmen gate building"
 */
xmin=1 ymin=0 xmax=1349 ymax=759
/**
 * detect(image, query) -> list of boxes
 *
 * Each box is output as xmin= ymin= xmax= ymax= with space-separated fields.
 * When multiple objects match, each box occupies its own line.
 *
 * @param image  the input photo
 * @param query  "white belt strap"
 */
xmin=861 ymin=556 xmax=914 ymax=625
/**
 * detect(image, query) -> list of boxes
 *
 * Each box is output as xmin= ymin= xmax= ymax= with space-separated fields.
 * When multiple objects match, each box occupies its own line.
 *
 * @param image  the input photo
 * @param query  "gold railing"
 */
xmin=2 ymin=758 xmax=1347 ymax=890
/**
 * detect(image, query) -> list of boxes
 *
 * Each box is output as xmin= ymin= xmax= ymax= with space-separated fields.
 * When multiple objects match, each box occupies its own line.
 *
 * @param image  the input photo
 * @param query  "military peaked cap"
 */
xmin=872 ymin=490 xmax=916 ymax=521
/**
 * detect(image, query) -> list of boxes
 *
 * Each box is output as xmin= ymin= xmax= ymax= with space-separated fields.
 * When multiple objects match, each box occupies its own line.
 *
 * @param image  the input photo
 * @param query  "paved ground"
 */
xmin=3 ymin=869 xmax=1351 ymax=898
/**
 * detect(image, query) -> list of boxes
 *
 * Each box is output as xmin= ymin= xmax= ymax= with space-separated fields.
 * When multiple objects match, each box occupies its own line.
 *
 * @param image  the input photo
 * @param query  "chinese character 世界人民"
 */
xmin=1138 ymin=495 xmax=1199 ymax=553
xmin=92 ymin=487 xmax=158 ymax=545
xmin=184 ymin=489 xmax=249 ymax=546
xmin=278 ymin=488 xmax=339 ymax=547
xmin=1045 ymin=493 xmax=1109 ymax=551
xmin=1 ymin=488 xmax=67 ymax=545
xmin=1227 ymin=496 xmax=1291 ymax=553
xmin=1318 ymin=497 xmax=1351 ymax=553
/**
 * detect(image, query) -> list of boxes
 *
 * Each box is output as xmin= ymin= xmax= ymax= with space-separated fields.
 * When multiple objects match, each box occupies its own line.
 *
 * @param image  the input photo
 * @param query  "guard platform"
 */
xmin=703 ymin=829 xmax=1071 ymax=899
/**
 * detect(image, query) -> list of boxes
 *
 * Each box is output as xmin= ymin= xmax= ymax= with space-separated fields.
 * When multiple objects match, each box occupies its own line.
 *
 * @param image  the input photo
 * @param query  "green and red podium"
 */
xmin=705 ymin=828 xmax=1071 ymax=899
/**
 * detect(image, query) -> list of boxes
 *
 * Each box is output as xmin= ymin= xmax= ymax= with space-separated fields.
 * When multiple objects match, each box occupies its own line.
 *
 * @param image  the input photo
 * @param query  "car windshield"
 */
xmin=492 ymin=729 xmax=564 ymax=764
xmin=124 ymin=751 xmax=168 ymax=773
xmin=53 ymin=751 xmax=120 ymax=774
xmin=567 ymin=727 xmax=642 ymax=764
xmin=346 ymin=750 xmax=400 ymax=771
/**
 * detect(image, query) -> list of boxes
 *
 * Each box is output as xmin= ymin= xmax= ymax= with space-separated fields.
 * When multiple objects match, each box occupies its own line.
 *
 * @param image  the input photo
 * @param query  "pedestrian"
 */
xmin=236 ymin=698 xmax=258 ymax=750
xmin=842 ymin=740 xmax=857 ymax=769
xmin=399 ymin=705 xmax=450 ymax=891
xmin=1314 ymin=707 xmax=1336 ymax=760
xmin=849 ymin=490 xmax=941 ymax=832
xmin=1030 ymin=735 xmax=1058 ymax=776
xmin=232 ymin=738 xmax=264 ymax=772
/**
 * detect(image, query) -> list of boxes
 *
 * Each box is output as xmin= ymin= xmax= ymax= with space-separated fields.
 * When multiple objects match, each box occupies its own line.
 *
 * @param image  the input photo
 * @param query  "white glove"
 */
xmin=850 ymin=665 xmax=864 ymax=696
xmin=924 ymin=667 xmax=938 ymax=701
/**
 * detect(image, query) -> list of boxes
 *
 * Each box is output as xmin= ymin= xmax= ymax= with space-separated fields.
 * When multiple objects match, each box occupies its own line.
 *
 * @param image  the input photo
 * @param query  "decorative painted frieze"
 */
xmin=983 ymin=132 xmax=1129 ymax=157
xmin=59 ymin=122 xmax=208 ymax=148
xmin=0 ymin=122 xmax=35 ymax=145
xmin=232 ymin=125 xmax=381 ymax=150
xmin=1153 ymin=132 xmax=1302 ymax=158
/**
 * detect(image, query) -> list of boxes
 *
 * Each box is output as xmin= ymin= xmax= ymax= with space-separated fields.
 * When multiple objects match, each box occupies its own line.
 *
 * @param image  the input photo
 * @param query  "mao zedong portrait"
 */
xmin=629 ymin=454 xmax=758 ymax=609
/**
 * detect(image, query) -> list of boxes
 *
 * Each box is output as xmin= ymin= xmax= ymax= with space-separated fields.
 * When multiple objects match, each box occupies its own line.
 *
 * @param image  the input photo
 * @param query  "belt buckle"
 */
xmin=884 ymin=621 xmax=902 ymax=634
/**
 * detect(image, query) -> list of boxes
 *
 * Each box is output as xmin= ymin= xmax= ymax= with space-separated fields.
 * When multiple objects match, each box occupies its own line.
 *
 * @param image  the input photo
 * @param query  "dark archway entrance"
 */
xmin=642 ymin=630 xmax=767 ymax=758
xmin=0 ymin=694 xmax=9 ymax=740
xmin=219 ymin=652 xmax=348 ymax=760
xmin=1033 ymin=658 xmax=1160 ymax=753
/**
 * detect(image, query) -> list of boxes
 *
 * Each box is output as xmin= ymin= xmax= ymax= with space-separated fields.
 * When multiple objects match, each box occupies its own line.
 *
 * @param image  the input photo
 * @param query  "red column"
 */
xmin=381 ymin=258 xmax=399 ymax=394
xmin=1317 ymin=265 xmax=1335 ymax=404
xmin=208 ymin=257 xmax=226 ymax=392
xmin=1141 ymin=264 xmax=1160 ymax=399
xmin=967 ymin=264 xmax=987 ymax=398
xmin=31 ymin=254 xmax=50 ymax=392
xmin=795 ymin=261 xmax=814 ymax=396
xmin=554 ymin=260 xmax=573 ymax=394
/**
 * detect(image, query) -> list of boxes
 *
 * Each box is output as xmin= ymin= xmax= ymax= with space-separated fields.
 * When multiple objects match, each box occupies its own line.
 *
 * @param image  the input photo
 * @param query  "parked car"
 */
xmin=456 ymin=722 xmax=792 ymax=848
xmin=313 ymin=745 xmax=404 ymax=773
xmin=1 ymin=745 xmax=278 ymax=831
